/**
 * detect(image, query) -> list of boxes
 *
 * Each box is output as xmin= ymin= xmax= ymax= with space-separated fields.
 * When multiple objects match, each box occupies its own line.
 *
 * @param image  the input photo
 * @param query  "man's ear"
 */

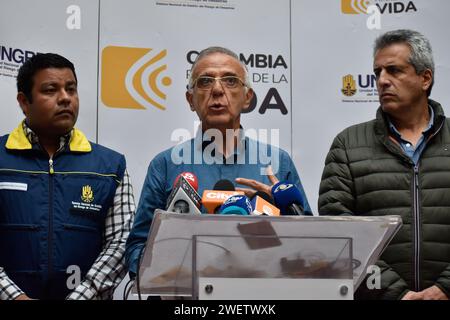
xmin=242 ymin=88 xmax=254 ymax=112
xmin=186 ymin=91 xmax=195 ymax=111
xmin=422 ymin=69 xmax=433 ymax=92
xmin=17 ymin=92 xmax=30 ymax=116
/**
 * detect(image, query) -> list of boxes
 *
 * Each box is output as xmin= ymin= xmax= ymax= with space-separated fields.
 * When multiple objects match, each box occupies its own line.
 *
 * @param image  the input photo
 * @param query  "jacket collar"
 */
xmin=374 ymin=99 xmax=446 ymax=161
xmin=5 ymin=121 xmax=92 ymax=153
xmin=374 ymin=99 xmax=446 ymax=139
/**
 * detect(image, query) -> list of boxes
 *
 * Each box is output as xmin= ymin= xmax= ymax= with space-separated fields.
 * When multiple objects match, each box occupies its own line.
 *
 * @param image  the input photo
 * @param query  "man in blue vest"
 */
xmin=0 ymin=53 xmax=135 ymax=300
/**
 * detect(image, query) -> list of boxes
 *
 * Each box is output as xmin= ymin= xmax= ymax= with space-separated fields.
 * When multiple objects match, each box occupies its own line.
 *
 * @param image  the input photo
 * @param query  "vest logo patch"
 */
xmin=81 ymin=185 xmax=94 ymax=203
xmin=72 ymin=185 xmax=102 ymax=213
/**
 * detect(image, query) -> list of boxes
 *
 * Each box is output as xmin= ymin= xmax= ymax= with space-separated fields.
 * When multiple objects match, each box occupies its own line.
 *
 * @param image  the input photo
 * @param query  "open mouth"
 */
xmin=209 ymin=104 xmax=226 ymax=111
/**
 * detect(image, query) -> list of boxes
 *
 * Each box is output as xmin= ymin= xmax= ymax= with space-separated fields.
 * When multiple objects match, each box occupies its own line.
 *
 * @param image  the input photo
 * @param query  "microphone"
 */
xmin=218 ymin=194 xmax=252 ymax=215
xmin=166 ymin=173 xmax=201 ymax=214
xmin=173 ymin=172 xmax=198 ymax=192
xmin=271 ymin=181 xmax=305 ymax=215
xmin=201 ymin=179 xmax=244 ymax=213
xmin=214 ymin=179 xmax=235 ymax=191
xmin=250 ymin=191 xmax=280 ymax=216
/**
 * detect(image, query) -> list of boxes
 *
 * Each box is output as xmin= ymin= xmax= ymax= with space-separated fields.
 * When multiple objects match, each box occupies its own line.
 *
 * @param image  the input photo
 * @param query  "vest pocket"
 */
xmin=0 ymin=224 xmax=40 ymax=270
xmin=62 ymin=223 xmax=99 ymax=233
xmin=0 ymin=224 xmax=39 ymax=230
xmin=54 ymin=223 xmax=102 ymax=274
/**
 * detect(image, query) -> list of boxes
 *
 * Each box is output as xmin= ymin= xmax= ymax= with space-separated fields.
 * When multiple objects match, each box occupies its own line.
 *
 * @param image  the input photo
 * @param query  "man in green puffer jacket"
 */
xmin=319 ymin=29 xmax=450 ymax=300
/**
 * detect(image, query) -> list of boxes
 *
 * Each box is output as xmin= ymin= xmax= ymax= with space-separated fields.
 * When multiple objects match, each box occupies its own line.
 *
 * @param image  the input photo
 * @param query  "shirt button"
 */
xmin=405 ymin=143 xmax=411 ymax=148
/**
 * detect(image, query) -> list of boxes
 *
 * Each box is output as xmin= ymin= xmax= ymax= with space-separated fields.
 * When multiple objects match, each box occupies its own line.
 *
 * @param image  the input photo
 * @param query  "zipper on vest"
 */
xmin=413 ymin=165 xmax=421 ymax=291
xmin=48 ymin=157 xmax=54 ymax=283
xmin=49 ymin=158 xmax=54 ymax=175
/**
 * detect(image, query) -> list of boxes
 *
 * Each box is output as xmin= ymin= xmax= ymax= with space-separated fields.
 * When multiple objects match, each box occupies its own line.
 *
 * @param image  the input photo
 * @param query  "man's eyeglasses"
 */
xmin=191 ymin=76 xmax=246 ymax=90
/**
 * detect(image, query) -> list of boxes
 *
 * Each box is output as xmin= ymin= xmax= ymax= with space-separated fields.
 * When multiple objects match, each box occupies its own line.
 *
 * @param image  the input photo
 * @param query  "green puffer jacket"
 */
xmin=318 ymin=99 xmax=450 ymax=300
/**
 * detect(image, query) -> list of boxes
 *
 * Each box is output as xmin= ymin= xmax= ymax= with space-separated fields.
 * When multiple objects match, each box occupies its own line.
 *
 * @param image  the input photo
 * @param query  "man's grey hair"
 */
xmin=187 ymin=46 xmax=252 ymax=92
xmin=374 ymin=29 xmax=434 ymax=96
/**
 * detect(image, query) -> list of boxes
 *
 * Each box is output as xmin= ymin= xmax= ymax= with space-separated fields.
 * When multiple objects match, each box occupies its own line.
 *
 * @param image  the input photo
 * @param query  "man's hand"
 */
xmin=14 ymin=294 xmax=34 ymax=300
xmin=420 ymin=285 xmax=448 ymax=300
xmin=401 ymin=291 xmax=423 ymax=300
xmin=235 ymin=166 xmax=278 ymax=198
xmin=402 ymin=286 xmax=448 ymax=300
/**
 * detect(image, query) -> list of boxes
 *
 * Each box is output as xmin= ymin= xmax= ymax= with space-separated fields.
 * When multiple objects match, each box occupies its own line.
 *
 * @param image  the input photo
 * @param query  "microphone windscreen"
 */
xmin=213 ymin=179 xmax=235 ymax=191
xmin=271 ymin=181 xmax=303 ymax=210
xmin=219 ymin=195 xmax=252 ymax=215
xmin=174 ymin=172 xmax=198 ymax=191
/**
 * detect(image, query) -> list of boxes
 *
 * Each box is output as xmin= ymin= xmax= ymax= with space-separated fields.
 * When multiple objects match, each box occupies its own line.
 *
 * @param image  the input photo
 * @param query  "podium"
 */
xmin=133 ymin=210 xmax=402 ymax=300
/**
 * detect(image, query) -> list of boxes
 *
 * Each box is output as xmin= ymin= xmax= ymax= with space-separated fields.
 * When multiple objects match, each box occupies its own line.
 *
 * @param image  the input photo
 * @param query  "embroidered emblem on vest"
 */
xmin=81 ymin=185 xmax=94 ymax=203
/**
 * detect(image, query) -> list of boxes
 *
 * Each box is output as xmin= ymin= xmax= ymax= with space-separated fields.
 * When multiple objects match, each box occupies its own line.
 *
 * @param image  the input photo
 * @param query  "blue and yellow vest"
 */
xmin=0 ymin=124 xmax=125 ymax=299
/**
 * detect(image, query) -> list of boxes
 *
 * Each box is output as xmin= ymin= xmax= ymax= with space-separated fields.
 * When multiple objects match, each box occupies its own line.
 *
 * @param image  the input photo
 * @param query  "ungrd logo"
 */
xmin=341 ymin=73 xmax=378 ymax=102
xmin=81 ymin=185 xmax=94 ymax=203
xmin=101 ymin=46 xmax=171 ymax=110
xmin=341 ymin=0 xmax=371 ymax=14
xmin=342 ymin=74 xmax=357 ymax=97
xmin=341 ymin=73 xmax=377 ymax=97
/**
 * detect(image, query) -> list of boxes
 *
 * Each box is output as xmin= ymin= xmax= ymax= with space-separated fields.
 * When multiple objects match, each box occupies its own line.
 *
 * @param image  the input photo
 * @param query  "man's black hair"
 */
xmin=17 ymin=53 xmax=77 ymax=102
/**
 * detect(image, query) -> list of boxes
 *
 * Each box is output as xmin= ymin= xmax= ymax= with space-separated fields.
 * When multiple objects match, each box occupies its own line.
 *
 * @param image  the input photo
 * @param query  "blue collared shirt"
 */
xmin=125 ymin=130 xmax=312 ymax=275
xmin=388 ymin=106 xmax=434 ymax=165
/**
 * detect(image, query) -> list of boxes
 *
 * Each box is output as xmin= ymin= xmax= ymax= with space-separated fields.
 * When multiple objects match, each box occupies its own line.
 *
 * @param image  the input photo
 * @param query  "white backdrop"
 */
xmin=98 ymin=0 xmax=292 ymax=202
xmin=1 ymin=0 xmax=450 ymax=299
xmin=291 ymin=0 xmax=450 ymax=213
xmin=0 ymin=0 xmax=99 ymax=139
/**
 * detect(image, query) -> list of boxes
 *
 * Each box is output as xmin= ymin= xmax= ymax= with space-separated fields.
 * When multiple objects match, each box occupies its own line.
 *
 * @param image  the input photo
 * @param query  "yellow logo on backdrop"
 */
xmin=81 ymin=185 xmax=94 ymax=203
xmin=342 ymin=74 xmax=357 ymax=96
xmin=341 ymin=0 xmax=370 ymax=14
xmin=101 ymin=46 xmax=171 ymax=110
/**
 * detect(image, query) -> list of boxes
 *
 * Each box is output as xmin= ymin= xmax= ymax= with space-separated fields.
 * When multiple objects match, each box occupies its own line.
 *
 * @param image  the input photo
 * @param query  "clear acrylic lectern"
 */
xmin=132 ymin=210 xmax=402 ymax=300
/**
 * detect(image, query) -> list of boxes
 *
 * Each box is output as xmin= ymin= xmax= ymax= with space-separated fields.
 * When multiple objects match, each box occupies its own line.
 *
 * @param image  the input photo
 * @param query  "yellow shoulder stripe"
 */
xmin=5 ymin=122 xmax=91 ymax=153
xmin=70 ymin=128 xmax=92 ymax=152
xmin=5 ymin=123 xmax=31 ymax=150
